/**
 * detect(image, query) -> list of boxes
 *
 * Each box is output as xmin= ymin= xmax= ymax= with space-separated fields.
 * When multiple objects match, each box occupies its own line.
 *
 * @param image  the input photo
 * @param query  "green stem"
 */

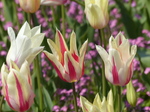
xmin=99 ymin=29 xmax=106 ymax=97
xmin=0 ymin=96 xmax=4 ymax=112
xmin=51 ymin=6 xmax=56 ymax=28
xmin=117 ymin=86 xmax=122 ymax=112
xmin=34 ymin=57 xmax=43 ymax=112
xmin=70 ymin=0 xmax=85 ymax=7
xmin=72 ymin=82 xmax=78 ymax=112
xmin=61 ymin=5 xmax=66 ymax=37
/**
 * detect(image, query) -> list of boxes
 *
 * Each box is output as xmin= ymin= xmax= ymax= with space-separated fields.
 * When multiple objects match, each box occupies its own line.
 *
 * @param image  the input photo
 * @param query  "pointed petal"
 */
xmin=55 ymin=29 xmax=68 ymax=55
xmin=7 ymin=27 xmax=16 ymax=42
xmin=43 ymin=51 xmax=68 ymax=82
xmin=31 ymin=25 xmax=41 ymax=37
xmin=70 ymin=31 xmax=79 ymax=61
xmin=64 ymin=51 xmax=81 ymax=82
xmin=79 ymin=39 xmax=88 ymax=68
xmin=80 ymin=96 xmax=93 ymax=112
xmin=96 ymin=45 xmax=108 ymax=62
xmin=26 ymin=47 xmax=44 ymax=65
xmin=30 ymin=33 xmax=45 ymax=47
xmin=47 ymin=39 xmax=62 ymax=62
xmin=93 ymin=93 xmax=102 ymax=109
xmin=17 ymin=22 xmax=31 ymax=38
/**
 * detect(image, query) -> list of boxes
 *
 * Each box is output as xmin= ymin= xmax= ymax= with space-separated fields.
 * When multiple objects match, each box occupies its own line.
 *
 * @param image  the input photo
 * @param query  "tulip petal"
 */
xmin=47 ymin=39 xmax=62 ymax=62
xmin=79 ymin=40 xmax=88 ymax=67
xmin=55 ymin=29 xmax=68 ymax=53
xmin=80 ymin=96 xmax=93 ymax=112
xmin=64 ymin=51 xmax=81 ymax=82
xmin=31 ymin=25 xmax=41 ymax=37
xmin=17 ymin=22 xmax=31 ymax=38
xmin=7 ymin=27 xmax=16 ymax=42
xmin=41 ymin=0 xmax=67 ymax=5
xmin=43 ymin=51 xmax=69 ymax=82
xmin=31 ymin=33 xmax=45 ymax=48
xmin=70 ymin=31 xmax=79 ymax=62
xmin=96 ymin=45 xmax=108 ymax=62
xmin=85 ymin=4 xmax=106 ymax=29
xmin=93 ymin=93 xmax=102 ymax=109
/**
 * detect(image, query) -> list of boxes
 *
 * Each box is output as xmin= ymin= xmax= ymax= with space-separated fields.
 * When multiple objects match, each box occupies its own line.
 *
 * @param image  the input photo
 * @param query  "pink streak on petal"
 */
xmin=67 ymin=56 xmax=77 ymax=82
xmin=44 ymin=54 xmax=67 ymax=82
xmin=124 ymin=61 xmax=133 ymax=85
xmin=119 ymin=35 xmax=122 ymax=45
xmin=71 ymin=52 xmax=79 ymax=62
xmin=58 ymin=31 xmax=67 ymax=65
xmin=112 ymin=57 xmax=120 ymax=85
xmin=14 ymin=74 xmax=29 ymax=111
xmin=5 ymin=84 xmax=15 ymax=110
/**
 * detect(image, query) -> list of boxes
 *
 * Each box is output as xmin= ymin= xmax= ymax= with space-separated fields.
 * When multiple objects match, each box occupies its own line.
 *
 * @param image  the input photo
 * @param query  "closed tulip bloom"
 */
xmin=80 ymin=90 xmax=114 ymax=112
xmin=6 ymin=22 xmax=44 ymax=68
xmin=96 ymin=32 xmax=137 ymax=86
xmin=84 ymin=0 xmax=109 ymax=29
xmin=1 ymin=61 xmax=35 ymax=112
xmin=19 ymin=0 xmax=40 ymax=13
xmin=43 ymin=29 xmax=88 ymax=83
xmin=41 ymin=0 xmax=67 ymax=5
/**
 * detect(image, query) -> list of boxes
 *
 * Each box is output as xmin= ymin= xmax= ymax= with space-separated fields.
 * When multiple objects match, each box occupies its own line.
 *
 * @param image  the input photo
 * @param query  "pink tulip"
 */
xmin=96 ymin=32 xmax=137 ymax=86
xmin=1 ymin=61 xmax=35 ymax=112
xmin=43 ymin=29 xmax=88 ymax=83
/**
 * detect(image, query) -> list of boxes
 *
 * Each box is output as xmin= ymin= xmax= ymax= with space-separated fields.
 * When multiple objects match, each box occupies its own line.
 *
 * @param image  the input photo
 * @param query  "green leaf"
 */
xmin=43 ymin=87 xmax=53 ymax=112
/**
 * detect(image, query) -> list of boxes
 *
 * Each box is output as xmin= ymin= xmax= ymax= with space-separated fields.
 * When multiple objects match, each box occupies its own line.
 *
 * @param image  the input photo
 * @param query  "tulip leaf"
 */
xmin=115 ymin=0 xmax=143 ymax=38
xmin=43 ymin=87 xmax=53 ymax=112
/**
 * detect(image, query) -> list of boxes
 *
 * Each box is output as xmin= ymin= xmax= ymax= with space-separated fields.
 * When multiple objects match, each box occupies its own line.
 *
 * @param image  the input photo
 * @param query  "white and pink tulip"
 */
xmin=96 ymin=32 xmax=137 ymax=86
xmin=1 ymin=60 xmax=35 ymax=112
xmin=43 ymin=29 xmax=88 ymax=83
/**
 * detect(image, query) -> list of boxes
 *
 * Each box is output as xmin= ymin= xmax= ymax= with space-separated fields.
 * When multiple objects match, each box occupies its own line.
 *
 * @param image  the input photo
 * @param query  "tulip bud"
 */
xmin=1 ymin=61 xmax=35 ymax=111
xmin=96 ymin=32 xmax=137 ymax=86
xmin=84 ymin=0 xmax=109 ymax=29
xmin=43 ymin=29 xmax=88 ymax=83
xmin=19 ymin=0 xmax=40 ymax=13
xmin=126 ymin=80 xmax=137 ymax=107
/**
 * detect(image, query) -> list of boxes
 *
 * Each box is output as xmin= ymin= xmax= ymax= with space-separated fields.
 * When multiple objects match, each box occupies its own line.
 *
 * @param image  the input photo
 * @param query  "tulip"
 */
xmin=80 ymin=90 xmax=114 ymax=112
xmin=43 ymin=29 xmax=88 ymax=83
xmin=96 ymin=32 xmax=137 ymax=86
xmin=126 ymin=80 xmax=137 ymax=107
xmin=19 ymin=0 xmax=40 ymax=13
xmin=6 ymin=21 xmax=44 ymax=68
xmin=1 ymin=60 xmax=35 ymax=112
xmin=41 ymin=0 xmax=67 ymax=5
xmin=84 ymin=0 xmax=109 ymax=29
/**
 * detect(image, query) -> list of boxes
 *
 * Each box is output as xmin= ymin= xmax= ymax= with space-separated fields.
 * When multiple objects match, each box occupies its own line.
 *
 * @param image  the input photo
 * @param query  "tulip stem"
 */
xmin=99 ymin=29 xmax=106 ymax=97
xmin=117 ymin=86 xmax=122 ymax=112
xmin=34 ymin=56 xmax=43 ymax=112
xmin=72 ymin=82 xmax=78 ymax=112
xmin=0 ymin=96 xmax=4 ymax=112
xmin=61 ymin=5 xmax=66 ymax=37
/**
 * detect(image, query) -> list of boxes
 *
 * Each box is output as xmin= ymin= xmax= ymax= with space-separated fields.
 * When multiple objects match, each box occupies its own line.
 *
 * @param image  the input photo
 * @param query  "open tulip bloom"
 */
xmin=84 ymin=0 xmax=109 ymax=29
xmin=96 ymin=32 xmax=137 ymax=86
xmin=80 ymin=90 xmax=114 ymax=112
xmin=6 ymin=22 xmax=44 ymax=68
xmin=1 ymin=60 xmax=35 ymax=112
xmin=43 ymin=29 xmax=88 ymax=83
xmin=41 ymin=0 xmax=68 ymax=5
